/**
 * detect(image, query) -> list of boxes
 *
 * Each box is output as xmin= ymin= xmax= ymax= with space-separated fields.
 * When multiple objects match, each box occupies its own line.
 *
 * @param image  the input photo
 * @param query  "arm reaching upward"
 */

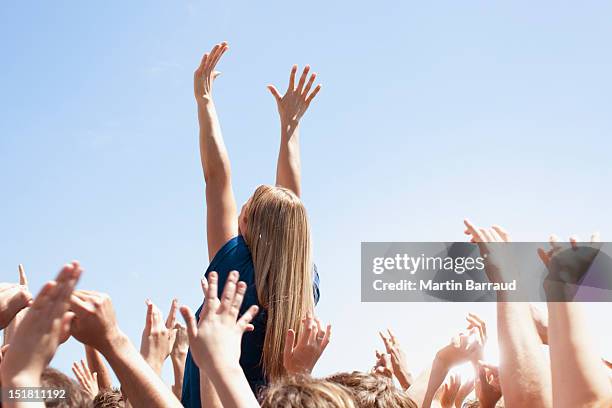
xmin=464 ymin=220 xmax=552 ymax=408
xmin=539 ymin=234 xmax=612 ymax=408
xmin=268 ymin=65 xmax=321 ymax=197
xmin=194 ymin=42 xmax=238 ymax=259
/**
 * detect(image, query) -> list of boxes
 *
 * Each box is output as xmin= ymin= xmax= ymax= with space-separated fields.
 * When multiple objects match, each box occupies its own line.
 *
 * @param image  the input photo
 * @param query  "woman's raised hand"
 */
xmin=194 ymin=42 xmax=228 ymax=103
xmin=268 ymin=65 xmax=321 ymax=130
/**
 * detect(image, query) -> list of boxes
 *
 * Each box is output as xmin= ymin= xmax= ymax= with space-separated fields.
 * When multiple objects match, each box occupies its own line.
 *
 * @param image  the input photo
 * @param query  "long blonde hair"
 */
xmin=243 ymin=185 xmax=314 ymax=381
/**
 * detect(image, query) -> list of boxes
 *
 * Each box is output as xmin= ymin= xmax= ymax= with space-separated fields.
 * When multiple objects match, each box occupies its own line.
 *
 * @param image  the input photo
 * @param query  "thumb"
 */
xmin=267 ymin=85 xmax=282 ymax=102
xmin=213 ymin=71 xmax=222 ymax=79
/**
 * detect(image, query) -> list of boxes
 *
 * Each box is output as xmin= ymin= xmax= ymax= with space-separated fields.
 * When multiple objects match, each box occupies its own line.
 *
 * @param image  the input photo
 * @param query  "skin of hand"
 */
xmin=268 ymin=65 xmax=322 ymax=133
xmin=538 ymin=234 xmax=601 ymax=301
xmin=436 ymin=329 xmax=484 ymax=369
xmin=170 ymin=322 xmax=188 ymax=399
xmin=140 ymin=298 xmax=178 ymax=375
xmin=283 ymin=313 xmax=331 ymax=375
xmin=0 ymin=262 xmax=82 ymax=393
xmin=72 ymin=359 xmax=99 ymax=399
xmin=454 ymin=377 xmax=475 ymax=408
xmin=529 ymin=304 xmax=549 ymax=345
xmin=194 ymin=42 xmax=227 ymax=104
xmin=439 ymin=373 xmax=460 ymax=408
xmin=372 ymin=350 xmax=394 ymax=378
xmin=463 ymin=219 xmax=517 ymax=285
xmin=180 ymin=271 xmax=260 ymax=408
xmin=85 ymin=345 xmax=113 ymax=391
xmin=70 ymin=290 xmax=182 ymax=408
xmin=2 ymin=265 xmax=32 ymax=340
xmin=0 ymin=265 xmax=33 ymax=330
xmin=475 ymin=361 xmax=502 ymax=408
xmin=379 ymin=329 xmax=413 ymax=389
xmin=466 ymin=313 xmax=487 ymax=364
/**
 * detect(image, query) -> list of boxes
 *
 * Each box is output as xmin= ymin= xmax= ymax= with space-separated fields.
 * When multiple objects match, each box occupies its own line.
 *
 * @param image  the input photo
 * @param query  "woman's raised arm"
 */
xmin=268 ymin=65 xmax=321 ymax=198
xmin=194 ymin=42 xmax=238 ymax=260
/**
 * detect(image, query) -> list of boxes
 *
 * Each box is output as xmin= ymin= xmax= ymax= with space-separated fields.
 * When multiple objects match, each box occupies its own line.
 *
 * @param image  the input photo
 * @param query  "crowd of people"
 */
xmin=1 ymin=41 xmax=611 ymax=408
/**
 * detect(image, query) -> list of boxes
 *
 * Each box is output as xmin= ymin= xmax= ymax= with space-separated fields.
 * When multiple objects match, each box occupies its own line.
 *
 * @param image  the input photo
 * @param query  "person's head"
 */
xmin=259 ymin=374 xmax=356 ymax=408
xmin=93 ymin=388 xmax=125 ymax=408
xmin=326 ymin=371 xmax=417 ymax=408
xmin=41 ymin=367 xmax=91 ymax=408
xmin=240 ymin=184 xmax=314 ymax=380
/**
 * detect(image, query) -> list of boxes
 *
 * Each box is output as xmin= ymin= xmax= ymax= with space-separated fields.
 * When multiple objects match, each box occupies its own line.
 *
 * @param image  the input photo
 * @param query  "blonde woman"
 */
xmin=182 ymin=42 xmax=322 ymax=407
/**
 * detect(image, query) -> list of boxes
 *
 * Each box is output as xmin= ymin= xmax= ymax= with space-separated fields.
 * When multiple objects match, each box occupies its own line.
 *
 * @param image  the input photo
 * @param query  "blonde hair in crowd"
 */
xmin=259 ymin=374 xmax=357 ymax=408
xmin=243 ymin=185 xmax=315 ymax=380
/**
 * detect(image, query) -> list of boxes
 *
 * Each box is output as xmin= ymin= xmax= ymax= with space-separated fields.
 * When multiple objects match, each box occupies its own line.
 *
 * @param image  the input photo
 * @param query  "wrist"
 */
xmin=99 ymin=329 xmax=130 ymax=358
xmin=171 ymin=353 xmax=187 ymax=366
xmin=205 ymin=360 xmax=243 ymax=383
xmin=196 ymin=96 xmax=214 ymax=108
xmin=2 ymin=372 xmax=42 ymax=388
xmin=395 ymin=370 xmax=412 ymax=389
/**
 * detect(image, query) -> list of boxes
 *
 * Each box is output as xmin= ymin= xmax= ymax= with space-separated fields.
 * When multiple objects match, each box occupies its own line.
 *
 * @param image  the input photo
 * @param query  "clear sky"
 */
xmin=1 ymin=0 xmax=611 ymax=387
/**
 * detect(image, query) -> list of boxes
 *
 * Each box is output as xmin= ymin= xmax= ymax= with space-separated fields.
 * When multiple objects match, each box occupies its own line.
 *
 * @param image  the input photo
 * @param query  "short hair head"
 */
xmin=259 ymin=374 xmax=356 ymax=408
xmin=326 ymin=371 xmax=417 ymax=408
xmin=41 ymin=367 xmax=91 ymax=408
xmin=93 ymin=388 xmax=125 ymax=408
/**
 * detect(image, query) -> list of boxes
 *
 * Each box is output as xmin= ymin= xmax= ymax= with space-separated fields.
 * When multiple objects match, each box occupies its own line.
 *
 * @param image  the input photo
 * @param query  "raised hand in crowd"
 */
xmin=85 ymin=344 xmax=113 ymax=391
xmin=269 ymin=65 xmax=322 ymax=196
xmin=0 ymin=262 xmax=82 ymax=408
xmin=372 ymin=349 xmax=394 ymax=378
xmin=464 ymin=219 xmax=552 ymax=408
xmin=408 ymin=325 xmax=484 ymax=408
xmin=475 ymin=361 xmax=502 ymax=408
xmin=0 ymin=264 xmax=32 ymax=330
xmin=70 ymin=289 xmax=182 ymax=407
xmin=438 ymin=373 xmax=460 ymax=408
xmin=379 ymin=328 xmax=413 ymax=389
xmin=283 ymin=313 xmax=331 ymax=375
xmin=463 ymin=219 xmax=517 ymax=286
xmin=180 ymin=271 xmax=260 ymax=408
xmin=538 ymin=233 xmax=602 ymax=301
xmin=540 ymin=233 xmax=612 ymax=408
xmin=140 ymin=298 xmax=178 ymax=375
xmin=72 ymin=359 xmax=99 ymax=399
xmin=454 ymin=376 xmax=475 ymax=408
xmin=170 ymin=322 xmax=188 ymax=399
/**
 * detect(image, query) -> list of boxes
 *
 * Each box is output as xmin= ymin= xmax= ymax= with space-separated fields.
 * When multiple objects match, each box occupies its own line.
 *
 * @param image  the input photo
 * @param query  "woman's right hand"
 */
xmin=194 ymin=42 xmax=228 ymax=104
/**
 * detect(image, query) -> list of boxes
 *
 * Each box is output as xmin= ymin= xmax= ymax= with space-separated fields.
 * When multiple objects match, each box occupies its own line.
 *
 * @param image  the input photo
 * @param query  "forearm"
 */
xmin=85 ymin=345 xmax=113 ymax=390
xmin=275 ymin=123 xmax=301 ymax=196
xmin=206 ymin=364 xmax=259 ymax=408
xmin=200 ymin=369 xmax=224 ymax=408
xmin=395 ymin=366 xmax=414 ymax=390
xmin=198 ymin=100 xmax=231 ymax=183
xmin=548 ymin=302 xmax=612 ymax=407
xmin=406 ymin=357 xmax=449 ymax=408
xmin=2 ymin=377 xmax=45 ymax=408
xmin=102 ymin=333 xmax=182 ymax=408
xmin=497 ymin=299 xmax=552 ymax=408
xmin=171 ymin=356 xmax=186 ymax=400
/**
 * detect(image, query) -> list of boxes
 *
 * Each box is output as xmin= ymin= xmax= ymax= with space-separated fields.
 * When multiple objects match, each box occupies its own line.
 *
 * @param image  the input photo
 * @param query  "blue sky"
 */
xmin=1 ymin=1 xmax=611 ymax=386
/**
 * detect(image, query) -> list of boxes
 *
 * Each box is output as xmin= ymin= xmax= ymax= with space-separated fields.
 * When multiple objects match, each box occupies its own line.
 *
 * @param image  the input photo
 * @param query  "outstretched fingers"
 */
xmin=237 ymin=305 xmax=259 ymax=333
xmin=219 ymin=271 xmax=239 ymax=314
xmin=287 ymin=65 xmax=298 ymax=92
